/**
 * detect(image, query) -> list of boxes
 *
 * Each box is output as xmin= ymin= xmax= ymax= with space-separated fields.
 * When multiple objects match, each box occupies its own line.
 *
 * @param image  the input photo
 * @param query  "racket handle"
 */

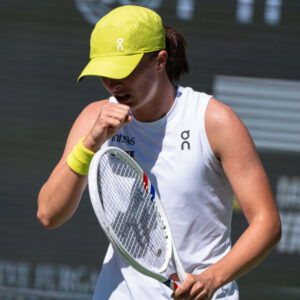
xmin=172 ymin=281 xmax=180 ymax=290
xmin=163 ymin=278 xmax=181 ymax=291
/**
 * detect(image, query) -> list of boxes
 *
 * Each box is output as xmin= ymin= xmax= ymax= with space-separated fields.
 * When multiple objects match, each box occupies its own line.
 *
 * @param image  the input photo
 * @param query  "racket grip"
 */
xmin=163 ymin=278 xmax=181 ymax=291
xmin=171 ymin=281 xmax=180 ymax=291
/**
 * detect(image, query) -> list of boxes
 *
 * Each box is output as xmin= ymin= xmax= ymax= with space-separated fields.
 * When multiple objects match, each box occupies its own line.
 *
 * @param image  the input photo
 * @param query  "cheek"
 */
xmin=133 ymin=82 xmax=154 ymax=103
xmin=138 ymin=72 xmax=158 ymax=95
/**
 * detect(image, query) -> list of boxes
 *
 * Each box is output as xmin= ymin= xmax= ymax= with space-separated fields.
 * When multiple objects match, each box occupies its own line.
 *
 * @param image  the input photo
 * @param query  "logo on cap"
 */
xmin=116 ymin=38 xmax=124 ymax=51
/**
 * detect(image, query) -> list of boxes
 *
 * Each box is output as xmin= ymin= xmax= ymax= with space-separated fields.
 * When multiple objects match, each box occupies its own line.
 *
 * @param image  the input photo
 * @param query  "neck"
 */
xmin=132 ymin=79 xmax=176 ymax=122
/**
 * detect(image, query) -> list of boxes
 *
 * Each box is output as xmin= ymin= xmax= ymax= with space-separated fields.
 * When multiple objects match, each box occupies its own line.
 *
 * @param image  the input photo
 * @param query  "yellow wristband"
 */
xmin=67 ymin=137 xmax=95 ymax=175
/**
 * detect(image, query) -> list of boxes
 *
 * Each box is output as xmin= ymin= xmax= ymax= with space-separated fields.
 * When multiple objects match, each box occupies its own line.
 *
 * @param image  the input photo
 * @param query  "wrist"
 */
xmin=83 ymin=134 xmax=103 ymax=153
xmin=66 ymin=137 xmax=95 ymax=175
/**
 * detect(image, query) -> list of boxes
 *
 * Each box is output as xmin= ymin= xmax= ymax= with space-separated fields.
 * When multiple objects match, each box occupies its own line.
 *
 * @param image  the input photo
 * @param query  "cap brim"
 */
xmin=77 ymin=53 xmax=144 ymax=81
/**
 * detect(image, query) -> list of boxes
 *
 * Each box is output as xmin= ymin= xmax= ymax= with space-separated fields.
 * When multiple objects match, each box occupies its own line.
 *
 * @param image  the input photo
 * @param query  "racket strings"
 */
xmin=98 ymin=153 xmax=168 ymax=270
xmin=105 ymin=160 xmax=161 ymax=250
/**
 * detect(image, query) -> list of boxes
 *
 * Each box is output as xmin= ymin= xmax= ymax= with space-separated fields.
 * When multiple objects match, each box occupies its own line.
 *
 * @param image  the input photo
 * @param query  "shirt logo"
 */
xmin=181 ymin=130 xmax=191 ymax=150
xmin=125 ymin=150 xmax=135 ymax=158
xmin=116 ymin=38 xmax=124 ymax=51
xmin=111 ymin=134 xmax=135 ymax=145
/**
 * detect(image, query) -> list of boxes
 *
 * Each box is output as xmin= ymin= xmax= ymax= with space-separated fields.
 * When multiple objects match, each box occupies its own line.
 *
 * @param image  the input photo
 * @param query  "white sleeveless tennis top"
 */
xmin=93 ymin=86 xmax=239 ymax=299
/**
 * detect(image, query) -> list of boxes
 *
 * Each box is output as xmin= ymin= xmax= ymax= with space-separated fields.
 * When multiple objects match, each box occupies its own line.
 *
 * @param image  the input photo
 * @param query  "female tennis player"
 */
xmin=37 ymin=5 xmax=281 ymax=300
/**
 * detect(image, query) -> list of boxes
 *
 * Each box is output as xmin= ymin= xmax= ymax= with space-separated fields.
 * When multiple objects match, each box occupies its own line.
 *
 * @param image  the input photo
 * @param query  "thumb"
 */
xmin=168 ymin=273 xmax=180 ymax=282
xmin=125 ymin=114 xmax=133 ymax=124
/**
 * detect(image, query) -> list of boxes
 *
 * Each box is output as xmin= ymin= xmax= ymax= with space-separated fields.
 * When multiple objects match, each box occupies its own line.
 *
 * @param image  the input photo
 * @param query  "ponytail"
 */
xmin=164 ymin=25 xmax=190 ymax=82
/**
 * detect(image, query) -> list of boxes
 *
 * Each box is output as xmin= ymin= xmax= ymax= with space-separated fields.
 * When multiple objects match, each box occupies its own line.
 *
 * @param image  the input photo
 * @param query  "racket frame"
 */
xmin=88 ymin=146 xmax=186 ymax=289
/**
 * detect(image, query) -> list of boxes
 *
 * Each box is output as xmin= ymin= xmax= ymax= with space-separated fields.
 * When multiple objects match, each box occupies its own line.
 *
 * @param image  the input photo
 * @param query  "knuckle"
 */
xmin=98 ymin=117 xmax=108 ymax=127
xmin=186 ymin=274 xmax=196 ymax=284
xmin=112 ymin=119 xmax=121 ymax=127
xmin=195 ymin=281 xmax=204 ymax=289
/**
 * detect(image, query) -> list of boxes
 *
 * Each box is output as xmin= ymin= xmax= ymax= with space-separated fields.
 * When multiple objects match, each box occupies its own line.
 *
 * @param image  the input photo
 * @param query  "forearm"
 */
xmin=37 ymin=163 xmax=87 ymax=229
xmin=200 ymin=215 xmax=281 ymax=289
xmin=36 ymin=102 xmax=133 ymax=229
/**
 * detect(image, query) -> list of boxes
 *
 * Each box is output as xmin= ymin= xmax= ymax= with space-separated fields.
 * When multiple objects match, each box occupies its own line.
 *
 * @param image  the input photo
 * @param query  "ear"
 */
xmin=156 ymin=50 xmax=168 ymax=72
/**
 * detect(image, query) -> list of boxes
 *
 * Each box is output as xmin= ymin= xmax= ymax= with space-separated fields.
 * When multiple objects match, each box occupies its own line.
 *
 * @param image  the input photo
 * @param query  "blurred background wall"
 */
xmin=1 ymin=0 xmax=300 ymax=299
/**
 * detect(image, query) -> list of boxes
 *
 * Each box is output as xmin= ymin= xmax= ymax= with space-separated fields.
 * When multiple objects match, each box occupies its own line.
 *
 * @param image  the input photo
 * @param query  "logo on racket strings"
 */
xmin=143 ymin=173 xmax=156 ymax=201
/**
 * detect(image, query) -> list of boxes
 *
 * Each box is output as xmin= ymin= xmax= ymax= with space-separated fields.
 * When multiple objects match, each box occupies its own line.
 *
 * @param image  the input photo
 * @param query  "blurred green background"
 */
xmin=1 ymin=0 xmax=300 ymax=299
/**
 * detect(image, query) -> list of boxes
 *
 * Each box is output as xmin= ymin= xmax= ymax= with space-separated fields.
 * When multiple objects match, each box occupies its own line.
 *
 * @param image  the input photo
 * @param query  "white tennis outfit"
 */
xmin=93 ymin=86 xmax=239 ymax=299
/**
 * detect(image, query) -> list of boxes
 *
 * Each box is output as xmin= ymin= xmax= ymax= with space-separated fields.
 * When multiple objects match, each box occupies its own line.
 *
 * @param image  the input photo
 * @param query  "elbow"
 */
xmin=37 ymin=195 xmax=61 ymax=229
xmin=267 ymin=215 xmax=282 ymax=248
xmin=37 ymin=186 xmax=61 ymax=229
xmin=36 ymin=209 xmax=59 ymax=229
xmin=272 ymin=217 xmax=282 ymax=245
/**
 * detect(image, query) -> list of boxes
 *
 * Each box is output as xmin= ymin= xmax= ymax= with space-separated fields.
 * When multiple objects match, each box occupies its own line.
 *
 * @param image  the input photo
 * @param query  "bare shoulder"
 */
xmin=78 ymin=99 xmax=109 ymax=122
xmin=205 ymin=97 xmax=255 ymax=159
xmin=205 ymin=97 xmax=241 ymax=129
xmin=71 ymin=100 xmax=108 ymax=132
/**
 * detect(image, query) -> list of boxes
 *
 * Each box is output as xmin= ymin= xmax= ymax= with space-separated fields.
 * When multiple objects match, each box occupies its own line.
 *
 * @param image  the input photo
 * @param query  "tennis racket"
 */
xmin=88 ymin=146 xmax=186 ymax=290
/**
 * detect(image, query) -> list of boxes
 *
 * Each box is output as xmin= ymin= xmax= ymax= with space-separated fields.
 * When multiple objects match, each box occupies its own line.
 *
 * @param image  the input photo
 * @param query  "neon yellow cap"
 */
xmin=78 ymin=5 xmax=166 ymax=81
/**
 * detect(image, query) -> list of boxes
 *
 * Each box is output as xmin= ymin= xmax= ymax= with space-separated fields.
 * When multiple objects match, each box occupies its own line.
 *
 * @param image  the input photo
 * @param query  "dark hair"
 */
xmin=164 ymin=25 xmax=190 ymax=82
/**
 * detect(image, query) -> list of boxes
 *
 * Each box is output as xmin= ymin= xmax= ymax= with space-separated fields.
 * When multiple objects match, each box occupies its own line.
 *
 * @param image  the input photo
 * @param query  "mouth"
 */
xmin=114 ymin=94 xmax=131 ymax=104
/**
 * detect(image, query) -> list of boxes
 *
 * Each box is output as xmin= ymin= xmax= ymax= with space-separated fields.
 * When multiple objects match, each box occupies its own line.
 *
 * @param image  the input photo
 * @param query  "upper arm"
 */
xmin=50 ymin=100 xmax=108 ymax=177
xmin=205 ymin=98 xmax=279 ymax=225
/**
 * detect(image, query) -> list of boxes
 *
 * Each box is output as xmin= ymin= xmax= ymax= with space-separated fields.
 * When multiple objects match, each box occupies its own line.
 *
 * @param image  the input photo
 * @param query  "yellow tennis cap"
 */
xmin=78 ymin=5 xmax=166 ymax=81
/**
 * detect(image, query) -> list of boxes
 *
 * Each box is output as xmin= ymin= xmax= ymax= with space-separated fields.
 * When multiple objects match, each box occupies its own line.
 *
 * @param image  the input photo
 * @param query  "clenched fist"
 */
xmin=83 ymin=102 xmax=132 ymax=152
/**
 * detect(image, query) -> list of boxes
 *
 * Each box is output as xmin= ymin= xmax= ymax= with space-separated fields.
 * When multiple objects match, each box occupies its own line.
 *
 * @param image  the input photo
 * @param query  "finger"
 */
xmin=198 ymin=287 xmax=212 ymax=300
xmin=105 ymin=117 xmax=123 ymax=128
xmin=174 ymin=274 xmax=195 ymax=297
xmin=187 ymin=281 xmax=204 ymax=299
xmin=102 ymin=110 xmax=129 ymax=122
xmin=125 ymin=114 xmax=133 ymax=123
xmin=105 ymin=102 xmax=130 ymax=113
xmin=102 ymin=103 xmax=129 ymax=114
xmin=191 ymin=287 xmax=212 ymax=300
